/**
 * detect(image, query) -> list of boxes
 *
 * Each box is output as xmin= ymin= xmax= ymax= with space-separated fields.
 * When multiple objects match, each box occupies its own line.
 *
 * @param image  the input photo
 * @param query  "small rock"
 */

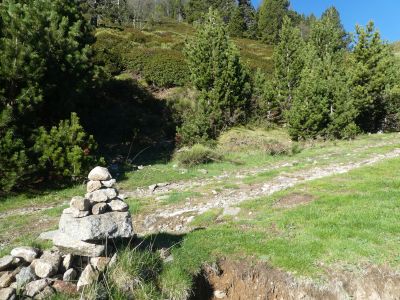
xmin=198 ymin=169 xmax=208 ymax=174
xmin=63 ymin=268 xmax=77 ymax=282
xmin=212 ymin=190 xmax=218 ymax=195
xmin=15 ymin=266 xmax=37 ymax=287
xmin=107 ymin=199 xmax=128 ymax=212
xmin=53 ymin=280 xmax=78 ymax=296
xmin=222 ymin=207 xmax=241 ymax=216
xmin=34 ymin=285 xmax=55 ymax=300
xmin=104 ymin=188 xmax=118 ymax=199
xmin=85 ymin=189 xmax=108 ymax=203
xmin=11 ymin=247 xmax=39 ymax=263
xmin=77 ymin=264 xmax=99 ymax=291
xmin=0 ymin=287 xmax=15 ymax=300
xmin=108 ymin=253 xmax=117 ymax=269
xmin=148 ymin=184 xmax=157 ymax=192
xmin=68 ymin=208 xmax=90 ymax=218
xmin=92 ymin=202 xmax=108 ymax=215
xmin=117 ymin=194 xmax=127 ymax=200
xmin=137 ymin=165 xmax=144 ymax=170
xmin=88 ymin=166 xmax=112 ymax=181
xmin=101 ymin=179 xmax=116 ymax=188
xmin=0 ymin=256 xmax=14 ymax=272
xmin=25 ymin=279 xmax=49 ymax=297
xmin=34 ymin=251 xmax=61 ymax=279
xmin=62 ymin=254 xmax=73 ymax=271
xmin=214 ymin=290 xmax=227 ymax=298
xmin=90 ymin=257 xmax=111 ymax=272
xmin=0 ymin=272 xmax=14 ymax=288
xmin=70 ymin=196 xmax=90 ymax=211
xmin=87 ymin=180 xmax=102 ymax=193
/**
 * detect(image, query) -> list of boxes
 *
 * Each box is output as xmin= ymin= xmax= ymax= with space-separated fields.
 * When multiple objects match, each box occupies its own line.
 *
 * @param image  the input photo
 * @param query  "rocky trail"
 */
xmin=131 ymin=148 xmax=400 ymax=235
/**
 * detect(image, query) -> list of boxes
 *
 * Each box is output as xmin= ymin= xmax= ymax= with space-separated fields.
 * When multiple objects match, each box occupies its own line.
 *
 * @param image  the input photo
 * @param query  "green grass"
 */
xmin=162 ymin=156 xmax=400 ymax=291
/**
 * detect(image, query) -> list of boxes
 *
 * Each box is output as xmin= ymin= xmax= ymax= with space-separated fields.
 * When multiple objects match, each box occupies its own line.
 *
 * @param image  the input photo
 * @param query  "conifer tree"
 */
xmin=180 ymin=9 xmax=251 ymax=144
xmin=258 ymin=0 xmax=290 ymax=44
xmin=349 ymin=22 xmax=397 ymax=132
xmin=238 ymin=0 xmax=258 ymax=38
xmin=273 ymin=16 xmax=305 ymax=119
xmin=228 ymin=5 xmax=247 ymax=37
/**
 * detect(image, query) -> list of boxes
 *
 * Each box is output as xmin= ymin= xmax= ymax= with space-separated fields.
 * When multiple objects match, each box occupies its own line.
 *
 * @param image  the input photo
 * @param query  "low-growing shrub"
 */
xmin=174 ymin=144 xmax=224 ymax=167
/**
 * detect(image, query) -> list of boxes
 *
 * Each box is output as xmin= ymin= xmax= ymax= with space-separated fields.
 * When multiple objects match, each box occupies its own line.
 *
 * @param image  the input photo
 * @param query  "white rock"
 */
xmin=222 ymin=207 xmax=241 ymax=216
xmin=63 ymin=268 xmax=77 ymax=282
xmin=0 ymin=256 xmax=14 ymax=272
xmin=69 ymin=196 xmax=90 ymax=211
xmin=77 ymin=265 xmax=99 ymax=291
xmin=52 ymin=233 xmax=105 ymax=257
xmin=92 ymin=203 xmax=108 ymax=215
xmin=101 ymin=179 xmax=116 ymax=188
xmin=59 ymin=211 xmax=134 ymax=241
xmin=214 ymin=290 xmax=227 ymax=298
xmin=0 ymin=287 xmax=15 ymax=300
xmin=87 ymin=180 xmax=102 ymax=193
xmin=34 ymin=251 xmax=61 ymax=279
xmin=69 ymin=208 xmax=90 ymax=218
xmin=85 ymin=188 xmax=117 ymax=203
xmin=62 ymin=254 xmax=73 ymax=271
xmin=11 ymin=247 xmax=39 ymax=263
xmin=107 ymin=200 xmax=128 ymax=212
xmin=25 ymin=279 xmax=49 ymax=297
xmin=88 ymin=167 xmax=111 ymax=181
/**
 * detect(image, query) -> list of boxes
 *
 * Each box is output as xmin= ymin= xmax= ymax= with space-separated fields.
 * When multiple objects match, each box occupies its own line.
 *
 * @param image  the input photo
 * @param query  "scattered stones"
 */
xmin=63 ymin=268 xmax=77 ymax=282
xmin=34 ymin=251 xmax=61 ymax=278
xmin=0 ymin=256 xmax=13 ymax=272
xmin=0 ymin=287 xmax=15 ymax=300
xmin=77 ymin=264 xmax=99 ymax=291
xmin=108 ymin=199 xmax=128 ymax=212
xmin=15 ymin=267 xmax=37 ymax=287
xmin=0 ymin=272 xmax=15 ymax=288
xmin=88 ymin=166 xmax=111 ymax=181
xmin=92 ymin=202 xmax=108 ymax=215
xmin=87 ymin=180 xmax=102 ymax=193
xmin=70 ymin=196 xmax=90 ymax=211
xmin=25 ymin=279 xmax=49 ymax=298
xmin=11 ymin=247 xmax=39 ymax=263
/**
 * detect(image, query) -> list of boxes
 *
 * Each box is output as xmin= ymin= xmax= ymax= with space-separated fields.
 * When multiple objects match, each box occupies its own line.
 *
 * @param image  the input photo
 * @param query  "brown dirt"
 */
xmin=273 ymin=193 xmax=315 ymax=208
xmin=191 ymin=259 xmax=400 ymax=300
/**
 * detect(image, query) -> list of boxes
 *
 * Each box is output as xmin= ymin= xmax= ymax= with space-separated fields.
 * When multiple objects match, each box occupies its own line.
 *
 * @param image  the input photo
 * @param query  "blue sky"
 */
xmin=251 ymin=0 xmax=399 ymax=41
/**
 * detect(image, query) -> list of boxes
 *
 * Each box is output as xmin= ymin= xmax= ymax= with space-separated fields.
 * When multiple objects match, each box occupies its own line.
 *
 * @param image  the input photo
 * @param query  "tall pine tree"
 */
xmin=258 ymin=0 xmax=290 ymax=44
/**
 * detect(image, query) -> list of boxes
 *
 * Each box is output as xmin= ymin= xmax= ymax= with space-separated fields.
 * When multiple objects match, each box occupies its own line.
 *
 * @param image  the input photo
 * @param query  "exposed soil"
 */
xmin=191 ymin=259 xmax=400 ymax=300
xmin=273 ymin=193 xmax=315 ymax=208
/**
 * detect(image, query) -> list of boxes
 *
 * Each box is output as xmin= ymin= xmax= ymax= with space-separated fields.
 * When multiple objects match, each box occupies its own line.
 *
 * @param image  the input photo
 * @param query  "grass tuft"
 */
xmin=174 ymin=144 xmax=224 ymax=168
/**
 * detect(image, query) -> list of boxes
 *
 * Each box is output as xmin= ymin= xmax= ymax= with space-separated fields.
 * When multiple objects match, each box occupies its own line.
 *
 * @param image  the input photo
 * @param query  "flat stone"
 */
xmin=15 ymin=266 xmax=36 ymax=287
xmin=90 ymin=257 xmax=110 ymax=272
xmin=11 ymin=247 xmax=39 ymax=263
xmin=108 ymin=199 xmax=128 ymax=212
xmin=70 ymin=196 xmax=90 ymax=211
xmin=87 ymin=180 xmax=102 ymax=193
xmin=34 ymin=251 xmax=61 ymax=278
xmin=88 ymin=167 xmax=111 ymax=181
xmin=34 ymin=285 xmax=54 ymax=300
xmin=62 ymin=254 xmax=73 ymax=271
xmin=25 ymin=279 xmax=49 ymax=297
xmin=77 ymin=265 xmax=99 ymax=291
xmin=0 ymin=288 xmax=15 ymax=300
xmin=101 ymin=179 xmax=116 ymax=188
xmin=52 ymin=233 xmax=105 ymax=257
xmin=92 ymin=203 xmax=108 ymax=215
xmin=0 ymin=256 xmax=14 ymax=272
xmin=38 ymin=230 xmax=58 ymax=241
xmin=85 ymin=189 xmax=108 ymax=203
xmin=59 ymin=211 xmax=134 ymax=241
xmin=63 ymin=268 xmax=77 ymax=282
xmin=53 ymin=280 xmax=78 ymax=296
xmin=0 ymin=272 xmax=14 ymax=288
xmin=63 ymin=208 xmax=90 ymax=218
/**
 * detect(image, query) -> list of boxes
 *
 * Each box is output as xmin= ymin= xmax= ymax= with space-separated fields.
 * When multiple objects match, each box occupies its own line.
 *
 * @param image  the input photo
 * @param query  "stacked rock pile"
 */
xmin=0 ymin=166 xmax=134 ymax=299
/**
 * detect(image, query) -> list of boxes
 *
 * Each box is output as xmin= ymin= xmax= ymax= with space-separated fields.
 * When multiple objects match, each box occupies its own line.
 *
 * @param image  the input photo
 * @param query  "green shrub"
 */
xmin=33 ymin=113 xmax=102 ymax=181
xmin=174 ymin=144 xmax=223 ymax=167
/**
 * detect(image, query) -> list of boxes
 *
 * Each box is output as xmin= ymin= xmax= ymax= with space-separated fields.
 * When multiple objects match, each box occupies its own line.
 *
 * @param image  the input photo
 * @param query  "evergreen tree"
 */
xmin=228 ymin=5 xmax=247 ymax=37
xmin=273 ymin=16 xmax=305 ymax=119
xmin=349 ymin=22 xmax=397 ymax=132
xmin=184 ymin=0 xmax=235 ymax=23
xmin=238 ymin=0 xmax=258 ymax=38
xmin=180 ymin=9 xmax=251 ymax=144
xmin=258 ymin=0 xmax=290 ymax=44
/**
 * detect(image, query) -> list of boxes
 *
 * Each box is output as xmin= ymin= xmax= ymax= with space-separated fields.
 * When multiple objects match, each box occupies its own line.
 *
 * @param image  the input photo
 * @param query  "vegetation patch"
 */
xmin=173 ymin=144 xmax=224 ymax=168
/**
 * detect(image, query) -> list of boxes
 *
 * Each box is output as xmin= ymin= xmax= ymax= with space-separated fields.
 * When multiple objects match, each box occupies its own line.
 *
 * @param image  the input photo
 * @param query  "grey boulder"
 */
xmin=15 ymin=266 xmax=37 ymax=287
xmin=52 ymin=232 xmax=105 ymax=257
xmin=108 ymin=199 xmax=128 ymax=212
xmin=33 ymin=251 xmax=61 ymax=278
xmin=92 ymin=203 xmax=108 ymax=215
xmin=70 ymin=196 xmax=90 ymax=211
xmin=59 ymin=211 xmax=134 ymax=241
xmin=88 ymin=167 xmax=111 ymax=181
xmin=87 ymin=180 xmax=102 ymax=193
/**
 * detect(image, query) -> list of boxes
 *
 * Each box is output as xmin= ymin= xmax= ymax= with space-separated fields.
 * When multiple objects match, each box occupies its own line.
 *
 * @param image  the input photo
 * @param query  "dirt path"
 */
xmin=133 ymin=148 xmax=400 ymax=235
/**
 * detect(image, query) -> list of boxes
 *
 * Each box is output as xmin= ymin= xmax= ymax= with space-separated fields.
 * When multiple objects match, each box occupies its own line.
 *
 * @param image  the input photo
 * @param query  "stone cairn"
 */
xmin=0 ymin=166 xmax=134 ymax=299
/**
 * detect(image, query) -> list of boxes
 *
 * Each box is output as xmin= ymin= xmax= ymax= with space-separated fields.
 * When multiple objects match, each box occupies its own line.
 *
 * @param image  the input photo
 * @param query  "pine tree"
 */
xmin=184 ymin=0 xmax=235 ymax=23
xmin=349 ymin=22 xmax=397 ymax=132
xmin=238 ymin=0 xmax=257 ymax=38
xmin=273 ymin=16 xmax=305 ymax=119
xmin=180 ymin=9 xmax=251 ymax=144
xmin=228 ymin=5 xmax=247 ymax=37
xmin=258 ymin=0 xmax=290 ymax=44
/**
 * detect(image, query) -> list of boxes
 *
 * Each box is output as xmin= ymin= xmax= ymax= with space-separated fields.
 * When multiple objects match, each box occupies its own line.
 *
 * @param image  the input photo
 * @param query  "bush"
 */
xmin=33 ymin=113 xmax=102 ymax=181
xmin=174 ymin=144 xmax=223 ymax=167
